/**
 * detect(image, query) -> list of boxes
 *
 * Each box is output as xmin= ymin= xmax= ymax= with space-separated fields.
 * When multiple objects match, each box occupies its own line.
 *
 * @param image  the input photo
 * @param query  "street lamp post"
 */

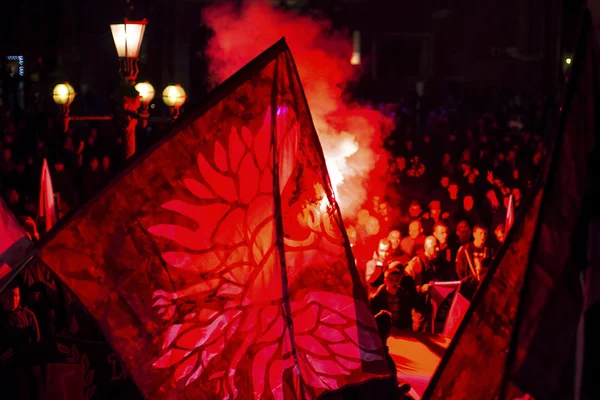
xmin=53 ymin=18 xmax=187 ymax=160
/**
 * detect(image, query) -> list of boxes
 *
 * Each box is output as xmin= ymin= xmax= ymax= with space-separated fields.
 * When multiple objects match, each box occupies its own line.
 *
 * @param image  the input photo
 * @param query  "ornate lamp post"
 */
xmin=53 ymin=18 xmax=187 ymax=160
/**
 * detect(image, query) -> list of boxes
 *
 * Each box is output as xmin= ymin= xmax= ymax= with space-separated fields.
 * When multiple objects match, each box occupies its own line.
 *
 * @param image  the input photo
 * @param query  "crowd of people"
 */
xmin=344 ymin=95 xmax=550 ymax=339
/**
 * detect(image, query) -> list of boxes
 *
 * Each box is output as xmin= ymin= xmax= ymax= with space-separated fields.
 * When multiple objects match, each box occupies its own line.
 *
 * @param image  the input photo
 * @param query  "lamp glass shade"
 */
xmin=135 ymin=81 xmax=155 ymax=103
xmin=162 ymin=85 xmax=187 ymax=108
xmin=110 ymin=19 xmax=147 ymax=58
xmin=53 ymin=83 xmax=76 ymax=105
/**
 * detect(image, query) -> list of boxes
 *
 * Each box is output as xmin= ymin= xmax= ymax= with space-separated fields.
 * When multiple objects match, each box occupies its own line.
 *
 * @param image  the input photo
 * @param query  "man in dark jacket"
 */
xmin=456 ymin=225 xmax=494 ymax=280
xmin=369 ymin=265 xmax=417 ymax=330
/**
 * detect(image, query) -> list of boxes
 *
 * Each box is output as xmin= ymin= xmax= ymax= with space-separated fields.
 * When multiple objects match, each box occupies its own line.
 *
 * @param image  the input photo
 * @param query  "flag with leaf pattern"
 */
xmin=37 ymin=39 xmax=391 ymax=399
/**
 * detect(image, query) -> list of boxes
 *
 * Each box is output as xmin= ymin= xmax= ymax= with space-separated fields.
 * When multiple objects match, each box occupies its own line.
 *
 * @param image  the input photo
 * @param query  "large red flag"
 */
xmin=38 ymin=158 xmax=58 ymax=232
xmin=37 ymin=40 xmax=390 ymax=399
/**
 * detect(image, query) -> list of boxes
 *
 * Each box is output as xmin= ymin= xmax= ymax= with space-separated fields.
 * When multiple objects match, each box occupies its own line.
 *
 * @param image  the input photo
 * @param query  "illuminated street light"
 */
xmin=110 ymin=19 xmax=147 ymax=84
xmin=54 ymin=17 xmax=187 ymax=160
xmin=135 ymin=81 xmax=155 ymax=127
xmin=163 ymin=84 xmax=187 ymax=118
xmin=52 ymin=83 xmax=76 ymax=106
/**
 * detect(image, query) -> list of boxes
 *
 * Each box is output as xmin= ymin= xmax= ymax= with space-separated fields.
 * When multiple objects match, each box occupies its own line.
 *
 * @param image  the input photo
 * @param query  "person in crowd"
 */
xmin=455 ymin=194 xmax=481 ymax=228
xmin=404 ymin=236 xmax=441 ymax=331
xmin=489 ymin=223 xmax=505 ymax=252
xmin=0 ymin=281 xmax=41 ymax=399
xmin=386 ymin=230 xmax=409 ymax=265
xmin=421 ymin=200 xmax=449 ymax=235
xmin=445 ymin=181 xmax=461 ymax=218
xmin=400 ymin=220 xmax=425 ymax=257
xmin=370 ymin=266 xmax=415 ymax=330
xmin=366 ymin=238 xmax=392 ymax=292
xmin=432 ymin=222 xmax=456 ymax=281
xmin=456 ymin=225 xmax=494 ymax=279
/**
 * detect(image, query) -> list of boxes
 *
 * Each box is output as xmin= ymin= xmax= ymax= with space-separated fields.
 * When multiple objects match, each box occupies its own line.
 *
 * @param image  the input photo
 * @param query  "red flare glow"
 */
xmin=202 ymin=1 xmax=394 ymax=216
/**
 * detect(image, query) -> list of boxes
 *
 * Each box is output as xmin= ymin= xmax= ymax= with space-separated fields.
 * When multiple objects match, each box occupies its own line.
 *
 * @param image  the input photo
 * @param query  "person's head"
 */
xmin=532 ymin=151 xmax=542 ymax=165
xmin=512 ymin=188 xmax=522 ymax=202
xmin=377 ymin=238 xmax=391 ymax=261
xmin=423 ymin=135 xmax=431 ymax=144
xmin=448 ymin=182 xmax=459 ymax=198
xmin=357 ymin=209 xmax=370 ymax=225
xmin=396 ymin=156 xmax=406 ymax=171
xmin=7 ymin=188 xmax=19 ymax=204
xmin=463 ymin=195 xmax=474 ymax=211
xmin=424 ymin=236 xmax=439 ymax=259
xmin=379 ymin=202 xmax=390 ymax=217
xmin=440 ymin=176 xmax=450 ymax=188
xmin=512 ymin=168 xmax=519 ymax=181
xmin=494 ymin=224 xmax=505 ymax=243
xmin=503 ymin=196 xmax=511 ymax=209
xmin=429 ymin=200 xmax=441 ymax=218
xmin=102 ymin=155 xmax=111 ymax=170
xmin=90 ymin=156 xmax=99 ymax=171
xmin=405 ymin=139 xmax=413 ymax=150
xmin=433 ymin=222 xmax=449 ymax=245
xmin=442 ymin=153 xmax=451 ymax=165
xmin=408 ymin=201 xmax=422 ymax=218
xmin=473 ymin=225 xmax=488 ymax=246
xmin=383 ymin=266 xmax=402 ymax=295
xmin=374 ymin=310 xmax=393 ymax=342
xmin=460 ymin=161 xmax=471 ymax=174
xmin=456 ymin=221 xmax=471 ymax=244
xmin=2 ymin=147 xmax=11 ymax=161
xmin=54 ymin=159 xmax=65 ymax=172
xmin=408 ymin=220 xmax=423 ymax=239
xmin=1 ymin=282 xmax=20 ymax=311
xmin=365 ymin=216 xmax=380 ymax=236
xmin=462 ymin=149 xmax=471 ymax=161
xmin=346 ymin=225 xmax=357 ymax=246
xmin=388 ymin=230 xmax=401 ymax=250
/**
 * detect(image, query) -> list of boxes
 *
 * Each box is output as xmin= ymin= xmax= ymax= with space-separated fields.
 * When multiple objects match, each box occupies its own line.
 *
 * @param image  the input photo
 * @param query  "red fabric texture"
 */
xmin=0 ymin=198 xmax=31 ymax=285
xmin=38 ymin=43 xmax=390 ymax=399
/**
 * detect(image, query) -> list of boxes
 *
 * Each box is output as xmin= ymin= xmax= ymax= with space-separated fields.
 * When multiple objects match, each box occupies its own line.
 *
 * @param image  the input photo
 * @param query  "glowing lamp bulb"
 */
xmin=135 ymin=81 xmax=155 ymax=104
xmin=162 ymin=84 xmax=187 ymax=108
xmin=52 ymin=83 xmax=76 ymax=106
xmin=565 ymin=57 xmax=572 ymax=65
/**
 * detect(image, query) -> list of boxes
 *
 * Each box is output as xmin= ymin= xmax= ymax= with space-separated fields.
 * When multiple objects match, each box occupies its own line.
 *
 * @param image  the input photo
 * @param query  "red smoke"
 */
xmin=202 ymin=1 xmax=393 ymax=216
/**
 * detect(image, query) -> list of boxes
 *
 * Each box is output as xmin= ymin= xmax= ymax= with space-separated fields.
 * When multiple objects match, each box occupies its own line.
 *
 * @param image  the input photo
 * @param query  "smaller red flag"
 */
xmin=38 ymin=158 xmax=58 ymax=232
xmin=505 ymin=194 xmax=515 ymax=234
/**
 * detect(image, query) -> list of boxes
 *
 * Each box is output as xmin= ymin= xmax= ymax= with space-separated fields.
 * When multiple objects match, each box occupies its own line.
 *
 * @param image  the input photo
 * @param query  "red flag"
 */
xmin=0 ymin=198 xmax=31 ymax=286
xmin=505 ymin=194 xmax=515 ymax=233
xmin=443 ymin=291 xmax=469 ymax=340
xmin=38 ymin=158 xmax=58 ymax=232
xmin=37 ymin=40 xmax=390 ymax=399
